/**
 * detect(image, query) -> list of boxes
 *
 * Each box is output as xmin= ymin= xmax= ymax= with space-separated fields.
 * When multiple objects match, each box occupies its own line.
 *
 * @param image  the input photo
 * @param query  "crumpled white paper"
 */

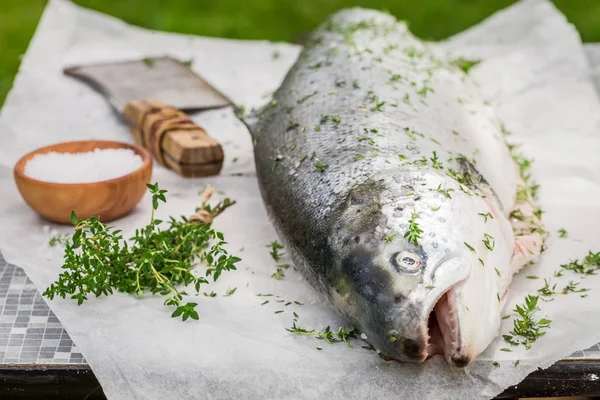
xmin=1 ymin=0 xmax=600 ymax=399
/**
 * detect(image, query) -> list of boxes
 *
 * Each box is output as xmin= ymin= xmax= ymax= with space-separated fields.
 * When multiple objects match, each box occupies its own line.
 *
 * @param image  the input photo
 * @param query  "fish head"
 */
xmin=329 ymin=177 xmax=504 ymax=367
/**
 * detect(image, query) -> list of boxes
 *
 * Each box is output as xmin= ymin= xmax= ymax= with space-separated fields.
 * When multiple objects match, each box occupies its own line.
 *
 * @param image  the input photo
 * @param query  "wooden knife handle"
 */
xmin=122 ymin=99 xmax=224 ymax=177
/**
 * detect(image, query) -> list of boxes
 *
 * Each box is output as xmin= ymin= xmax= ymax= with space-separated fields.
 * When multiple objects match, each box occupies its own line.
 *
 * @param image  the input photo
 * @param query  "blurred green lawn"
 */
xmin=2 ymin=0 xmax=600 ymax=106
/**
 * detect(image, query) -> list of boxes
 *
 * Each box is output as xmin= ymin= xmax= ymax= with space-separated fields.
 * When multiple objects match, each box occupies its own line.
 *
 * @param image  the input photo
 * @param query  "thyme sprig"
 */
xmin=43 ymin=184 xmax=240 ymax=321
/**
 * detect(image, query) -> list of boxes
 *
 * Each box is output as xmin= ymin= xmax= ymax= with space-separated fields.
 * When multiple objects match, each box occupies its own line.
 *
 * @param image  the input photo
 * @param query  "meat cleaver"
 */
xmin=64 ymin=56 xmax=232 ymax=177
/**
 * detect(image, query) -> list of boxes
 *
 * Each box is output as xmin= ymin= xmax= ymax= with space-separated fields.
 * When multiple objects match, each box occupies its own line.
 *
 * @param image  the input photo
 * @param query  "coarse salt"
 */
xmin=24 ymin=148 xmax=144 ymax=183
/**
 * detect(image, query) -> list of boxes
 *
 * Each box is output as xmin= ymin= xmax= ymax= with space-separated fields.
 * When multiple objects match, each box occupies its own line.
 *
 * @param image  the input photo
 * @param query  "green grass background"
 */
xmin=1 ymin=0 xmax=600 ymax=106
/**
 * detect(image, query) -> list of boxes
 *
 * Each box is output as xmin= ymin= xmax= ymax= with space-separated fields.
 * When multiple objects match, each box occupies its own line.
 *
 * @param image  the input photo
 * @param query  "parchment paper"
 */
xmin=1 ymin=0 xmax=600 ymax=399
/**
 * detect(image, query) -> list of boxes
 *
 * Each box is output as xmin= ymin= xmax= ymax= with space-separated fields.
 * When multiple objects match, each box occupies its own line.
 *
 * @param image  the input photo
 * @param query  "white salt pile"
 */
xmin=24 ymin=148 xmax=144 ymax=183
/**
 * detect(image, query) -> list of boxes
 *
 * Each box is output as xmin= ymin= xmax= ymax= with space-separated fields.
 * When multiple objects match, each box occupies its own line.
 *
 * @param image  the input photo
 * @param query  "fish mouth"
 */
xmin=424 ymin=282 xmax=471 ymax=368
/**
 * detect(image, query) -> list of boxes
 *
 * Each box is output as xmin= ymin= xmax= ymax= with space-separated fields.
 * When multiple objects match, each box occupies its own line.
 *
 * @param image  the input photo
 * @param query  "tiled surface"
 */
xmin=0 ymin=255 xmax=598 ymax=365
xmin=0 ymin=260 xmax=85 ymax=365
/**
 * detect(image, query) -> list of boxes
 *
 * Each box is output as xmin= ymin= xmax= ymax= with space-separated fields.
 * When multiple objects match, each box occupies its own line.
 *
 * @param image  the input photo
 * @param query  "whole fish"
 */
xmin=245 ymin=9 xmax=544 ymax=367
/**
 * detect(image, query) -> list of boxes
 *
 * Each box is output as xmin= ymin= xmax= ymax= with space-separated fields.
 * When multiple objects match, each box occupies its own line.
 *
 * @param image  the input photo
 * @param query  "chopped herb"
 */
xmin=514 ymin=360 xmax=520 ymax=367
xmin=403 ymin=93 xmax=411 ymax=105
xmin=425 ymin=285 xmax=435 ymax=289
xmin=182 ymin=58 xmax=194 ymax=67
xmin=142 ymin=57 xmax=155 ymax=68
xmin=274 ymin=310 xmax=284 ymax=314
xmin=492 ymin=361 xmax=500 ymax=367
xmin=478 ymin=212 xmax=493 ymax=223
xmin=464 ymin=242 xmax=476 ymax=253
xmin=502 ymin=314 xmax=511 ymax=320
xmin=562 ymin=280 xmax=589 ymax=294
xmin=287 ymin=122 xmax=299 ymax=131
xmin=450 ymin=58 xmax=481 ymax=74
xmin=526 ymin=276 xmax=539 ymax=280
xmin=384 ymin=233 xmax=398 ymax=243
xmin=500 ymin=348 xmax=512 ymax=352
xmin=297 ymin=91 xmax=318 ymax=104
xmin=315 ymin=162 xmax=329 ymax=172
xmin=479 ymin=258 xmax=485 ymax=267
xmin=224 ymin=287 xmax=237 ymax=297
xmin=390 ymin=74 xmax=402 ymax=82
xmin=495 ymin=267 xmax=501 ymax=277
xmin=430 ymin=151 xmax=443 ymax=169
xmin=204 ymin=292 xmax=217 ymax=297
xmin=314 ymin=125 xmax=321 ymax=132
xmin=431 ymin=205 xmax=441 ymax=211
xmin=560 ymin=251 xmax=600 ymax=276
xmin=316 ymin=347 xmax=322 ymax=350
xmin=435 ymin=184 xmax=454 ymax=199
xmin=261 ymin=300 xmax=270 ymax=305
xmin=558 ymin=228 xmax=568 ymax=238
xmin=404 ymin=212 xmax=423 ymax=245
xmin=48 ymin=234 xmax=70 ymax=247
xmin=257 ymin=293 xmax=274 ymax=297
xmin=482 ymin=233 xmax=495 ymax=251
xmin=267 ymin=241 xmax=285 ymax=262
xmin=286 ymin=321 xmax=358 ymax=347
xmin=538 ymin=279 xmax=558 ymax=297
xmin=352 ymin=80 xmax=360 ymax=89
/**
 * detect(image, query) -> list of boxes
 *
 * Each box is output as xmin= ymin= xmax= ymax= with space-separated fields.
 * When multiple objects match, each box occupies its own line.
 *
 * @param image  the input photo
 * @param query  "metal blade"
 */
xmin=64 ymin=56 xmax=233 ymax=112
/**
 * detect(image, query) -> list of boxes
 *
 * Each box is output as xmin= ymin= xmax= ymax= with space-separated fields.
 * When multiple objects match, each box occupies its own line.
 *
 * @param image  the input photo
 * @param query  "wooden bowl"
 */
xmin=13 ymin=140 xmax=153 ymax=224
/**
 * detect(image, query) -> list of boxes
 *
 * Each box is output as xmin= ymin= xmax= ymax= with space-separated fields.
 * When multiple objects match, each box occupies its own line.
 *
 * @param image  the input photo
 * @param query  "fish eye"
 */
xmin=391 ymin=251 xmax=421 ymax=274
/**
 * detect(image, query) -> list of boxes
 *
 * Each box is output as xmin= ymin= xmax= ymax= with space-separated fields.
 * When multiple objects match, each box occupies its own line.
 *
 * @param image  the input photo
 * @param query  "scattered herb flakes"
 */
xmin=384 ymin=233 xmax=398 ymax=243
xmin=42 ymin=183 xmax=240 ymax=322
xmin=403 ymin=93 xmax=411 ymax=105
xmin=404 ymin=212 xmax=423 ymax=245
xmin=142 ymin=57 xmax=155 ymax=68
xmin=315 ymin=162 xmax=329 ymax=172
xmin=352 ymin=80 xmax=360 ymax=89
xmin=500 ymin=348 xmax=512 ymax=352
xmin=502 ymin=314 xmax=511 ymax=320
xmin=482 ymin=233 xmax=495 ymax=251
xmin=464 ymin=242 xmax=476 ymax=253
xmin=182 ymin=58 xmax=194 ymax=67
xmin=435 ymin=184 xmax=454 ymax=199
xmin=286 ymin=122 xmax=300 ymax=131
xmin=562 ymin=280 xmax=589 ymax=295
xmin=274 ymin=310 xmax=284 ymax=314
xmin=514 ymin=360 xmax=520 ymax=367
xmin=538 ymin=279 xmax=558 ymax=297
xmin=429 ymin=151 xmax=443 ymax=169
xmin=316 ymin=347 xmax=323 ymax=351
xmin=526 ymin=276 xmax=539 ymax=280
xmin=390 ymin=74 xmax=402 ymax=82
xmin=495 ymin=267 xmax=501 ymax=277
xmin=371 ymin=101 xmax=386 ymax=112
xmin=431 ymin=205 xmax=441 ymax=211
xmin=492 ymin=361 xmax=500 ymax=367
xmin=558 ymin=228 xmax=568 ymax=238
xmin=48 ymin=234 xmax=70 ymax=247
xmin=479 ymin=258 xmax=485 ymax=267
xmin=294 ymin=301 xmax=304 ymax=306
xmin=204 ymin=291 xmax=217 ymax=297
xmin=450 ymin=58 xmax=481 ymax=74
xmin=224 ymin=287 xmax=237 ymax=297
xmin=478 ymin=212 xmax=494 ymax=223
xmin=286 ymin=321 xmax=357 ymax=347
xmin=297 ymin=91 xmax=318 ymax=104
xmin=261 ymin=300 xmax=270 ymax=305
xmin=257 ymin=293 xmax=274 ymax=297
xmin=425 ymin=285 xmax=435 ymax=289
xmin=314 ymin=125 xmax=322 ymax=132
xmin=560 ymin=251 xmax=600 ymax=276
xmin=293 ymin=311 xmax=299 ymax=318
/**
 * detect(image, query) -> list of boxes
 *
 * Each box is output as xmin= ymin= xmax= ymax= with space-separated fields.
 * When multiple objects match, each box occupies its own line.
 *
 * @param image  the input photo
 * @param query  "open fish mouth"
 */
xmin=424 ymin=283 xmax=470 ymax=368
